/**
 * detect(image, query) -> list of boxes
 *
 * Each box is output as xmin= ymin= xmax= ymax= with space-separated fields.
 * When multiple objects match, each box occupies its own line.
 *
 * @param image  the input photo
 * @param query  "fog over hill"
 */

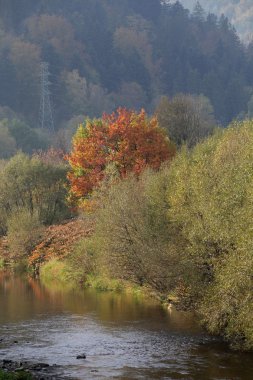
xmin=177 ymin=0 xmax=253 ymax=41
xmin=0 ymin=0 xmax=253 ymax=146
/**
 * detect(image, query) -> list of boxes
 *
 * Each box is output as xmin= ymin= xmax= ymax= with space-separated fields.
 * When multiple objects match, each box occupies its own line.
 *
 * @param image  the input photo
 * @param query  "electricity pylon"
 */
xmin=39 ymin=62 xmax=54 ymax=132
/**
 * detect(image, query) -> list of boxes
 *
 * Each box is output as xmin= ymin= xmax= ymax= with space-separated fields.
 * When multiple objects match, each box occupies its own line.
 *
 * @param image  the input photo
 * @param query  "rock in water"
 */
xmin=76 ymin=354 xmax=86 ymax=359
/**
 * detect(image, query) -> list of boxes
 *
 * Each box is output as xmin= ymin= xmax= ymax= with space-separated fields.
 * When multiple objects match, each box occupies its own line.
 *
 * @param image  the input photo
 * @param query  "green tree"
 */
xmin=8 ymin=119 xmax=49 ymax=153
xmin=168 ymin=120 xmax=253 ymax=350
xmin=68 ymin=169 xmax=186 ymax=292
xmin=0 ymin=152 xmax=70 ymax=233
xmin=7 ymin=208 xmax=44 ymax=259
xmin=156 ymin=94 xmax=216 ymax=146
xmin=0 ymin=120 xmax=16 ymax=158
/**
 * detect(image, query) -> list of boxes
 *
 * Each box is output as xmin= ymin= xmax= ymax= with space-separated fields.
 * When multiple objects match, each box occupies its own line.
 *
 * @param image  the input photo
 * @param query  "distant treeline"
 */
xmin=1 ymin=0 xmax=253 ymax=134
xmin=178 ymin=0 xmax=253 ymax=41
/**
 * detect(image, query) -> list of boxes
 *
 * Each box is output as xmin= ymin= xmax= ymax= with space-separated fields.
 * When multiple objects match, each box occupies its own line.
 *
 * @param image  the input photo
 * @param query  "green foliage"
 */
xmin=8 ymin=119 xmax=49 ymax=153
xmin=179 ymin=0 xmax=253 ymax=41
xmin=7 ymin=208 xmax=44 ymax=259
xmin=156 ymin=94 xmax=216 ymax=147
xmin=168 ymin=120 xmax=253 ymax=350
xmin=0 ymin=258 xmax=4 ymax=269
xmin=66 ymin=237 xmax=97 ymax=283
xmin=0 ymin=370 xmax=32 ymax=380
xmin=40 ymin=259 xmax=69 ymax=283
xmin=67 ymin=118 xmax=253 ymax=350
xmin=0 ymin=121 xmax=16 ymax=158
xmin=84 ymin=274 xmax=124 ymax=292
xmin=0 ymin=152 xmax=70 ymax=235
xmin=0 ymin=118 xmax=49 ymax=158
xmin=68 ymin=168 xmax=187 ymax=293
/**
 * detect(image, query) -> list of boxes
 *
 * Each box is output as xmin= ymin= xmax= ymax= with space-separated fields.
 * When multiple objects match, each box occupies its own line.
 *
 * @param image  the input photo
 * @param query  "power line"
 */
xmin=39 ymin=62 xmax=54 ymax=132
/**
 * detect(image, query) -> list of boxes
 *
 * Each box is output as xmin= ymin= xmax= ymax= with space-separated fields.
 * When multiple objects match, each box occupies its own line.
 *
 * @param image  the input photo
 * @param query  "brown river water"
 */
xmin=0 ymin=272 xmax=252 ymax=379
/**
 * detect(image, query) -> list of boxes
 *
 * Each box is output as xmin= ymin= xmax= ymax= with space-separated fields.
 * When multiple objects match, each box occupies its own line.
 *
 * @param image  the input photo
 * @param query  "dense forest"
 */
xmin=179 ymin=0 xmax=253 ymax=41
xmin=1 ymin=0 xmax=253 ymax=157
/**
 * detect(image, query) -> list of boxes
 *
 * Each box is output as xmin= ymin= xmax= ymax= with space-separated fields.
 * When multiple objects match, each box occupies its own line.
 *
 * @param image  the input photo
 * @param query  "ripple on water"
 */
xmin=0 ymin=275 xmax=253 ymax=379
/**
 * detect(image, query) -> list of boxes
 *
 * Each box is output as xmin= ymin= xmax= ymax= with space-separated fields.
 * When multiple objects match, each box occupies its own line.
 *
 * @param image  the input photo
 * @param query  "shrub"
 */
xmin=66 ymin=236 xmax=97 ymax=283
xmin=168 ymin=120 xmax=253 ymax=349
xmin=0 ymin=152 xmax=71 ymax=234
xmin=70 ymin=168 xmax=186 ymax=293
xmin=40 ymin=258 xmax=69 ymax=283
xmin=7 ymin=208 xmax=44 ymax=259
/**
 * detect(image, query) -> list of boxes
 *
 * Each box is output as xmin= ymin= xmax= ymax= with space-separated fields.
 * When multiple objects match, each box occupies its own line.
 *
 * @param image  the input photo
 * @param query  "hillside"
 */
xmin=0 ymin=0 xmax=253 ymax=152
xmin=178 ymin=0 xmax=253 ymax=41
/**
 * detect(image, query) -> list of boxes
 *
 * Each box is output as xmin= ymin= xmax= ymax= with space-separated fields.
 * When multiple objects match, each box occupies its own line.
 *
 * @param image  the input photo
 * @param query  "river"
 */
xmin=0 ymin=272 xmax=252 ymax=379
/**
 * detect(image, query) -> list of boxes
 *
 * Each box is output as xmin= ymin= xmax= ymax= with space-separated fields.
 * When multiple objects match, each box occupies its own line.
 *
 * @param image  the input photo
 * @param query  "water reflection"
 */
xmin=0 ymin=272 xmax=197 ymax=330
xmin=0 ymin=272 xmax=252 ymax=379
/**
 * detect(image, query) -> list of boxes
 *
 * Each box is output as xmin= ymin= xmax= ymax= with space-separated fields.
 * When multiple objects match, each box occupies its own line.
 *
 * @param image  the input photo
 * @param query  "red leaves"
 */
xmin=67 ymin=108 xmax=175 ymax=205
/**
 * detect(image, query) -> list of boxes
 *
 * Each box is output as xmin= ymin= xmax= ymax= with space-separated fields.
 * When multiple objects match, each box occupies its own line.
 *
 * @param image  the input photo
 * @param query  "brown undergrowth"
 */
xmin=29 ymin=218 xmax=94 ymax=272
xmin=0 ymin=218 xmax=94 ymax=272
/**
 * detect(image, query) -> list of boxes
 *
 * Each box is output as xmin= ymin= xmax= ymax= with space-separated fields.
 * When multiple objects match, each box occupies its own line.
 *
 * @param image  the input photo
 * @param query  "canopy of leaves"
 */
xmin=67 ymin=108 xmax=175 ymax=206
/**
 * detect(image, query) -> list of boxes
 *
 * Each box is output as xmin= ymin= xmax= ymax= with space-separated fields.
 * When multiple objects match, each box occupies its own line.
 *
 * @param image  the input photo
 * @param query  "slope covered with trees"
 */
xmin=178 ymin=0 xmax=253 ymax=41
xmin=0 ymin=0 xmax=253 ymax=154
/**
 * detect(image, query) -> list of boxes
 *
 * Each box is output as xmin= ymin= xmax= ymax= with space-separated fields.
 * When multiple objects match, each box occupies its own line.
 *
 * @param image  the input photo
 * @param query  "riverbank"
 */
xmin=0 ymin=218 xmax=93 ymax=272
xmin=0 ymin=218 xmax=176 ymax=305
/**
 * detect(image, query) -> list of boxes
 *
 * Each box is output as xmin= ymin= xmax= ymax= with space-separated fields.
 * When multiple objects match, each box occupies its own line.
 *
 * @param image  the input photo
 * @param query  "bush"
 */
xmin=7 ymin=209 xmax=44 ymax=259
xmin=84 ymin=274 xmax=124 ymax=292
xmin=67 ymin=237 xmax=97 ymax=283
xmin=168 ymin=120 xmax=253 ymax=350
xmin=40 ymin=258 xmax=69 ymax=283
xmin=0 ymin=152 xmax=71 ymax=234
xmin=69 ymin=168 xmax=186 ymax=293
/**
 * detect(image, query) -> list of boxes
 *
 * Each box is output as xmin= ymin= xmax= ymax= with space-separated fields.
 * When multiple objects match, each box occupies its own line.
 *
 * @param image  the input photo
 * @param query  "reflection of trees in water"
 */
xmin=27 ymin=276 xmax=46 ymax=301
xmin=0 ymin=274 xmax=199 ymax=335
xmin=0 ymin=274 xmax=62 ymax=322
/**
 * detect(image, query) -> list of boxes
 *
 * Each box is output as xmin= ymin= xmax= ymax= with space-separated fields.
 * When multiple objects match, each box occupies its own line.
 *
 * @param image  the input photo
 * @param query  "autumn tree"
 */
xmin=25 ymin=14 xmax=85 ymax=66
xmin=67 ymin=108 xmax=175 ymax=206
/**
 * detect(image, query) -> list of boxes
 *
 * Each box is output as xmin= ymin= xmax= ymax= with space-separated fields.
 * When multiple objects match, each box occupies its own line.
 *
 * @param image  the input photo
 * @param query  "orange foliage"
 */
xmin=67 ymin=108 xmax=175 ymax=204
xmin=29 ymin=218 xmax=93 ymax=270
